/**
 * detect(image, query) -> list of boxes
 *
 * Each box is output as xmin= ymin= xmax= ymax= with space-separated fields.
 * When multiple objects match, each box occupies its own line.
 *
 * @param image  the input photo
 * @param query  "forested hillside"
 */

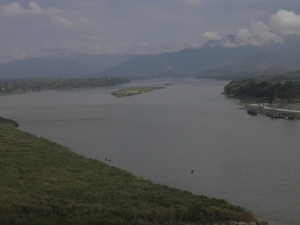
xmin=224 ymin=71 xmax=300 ymax=102
xmin=196 ymin=42 xmax=300 ymax=80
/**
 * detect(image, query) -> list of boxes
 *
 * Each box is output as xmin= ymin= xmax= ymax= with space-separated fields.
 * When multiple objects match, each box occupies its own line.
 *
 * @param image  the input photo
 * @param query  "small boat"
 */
xmin=247 ymin=108 xmax=257 ymax=115
xmin=266 ymin=109 xmax=280 ymax=118
xmin=285 ymin=115 xmax=295 ymax=120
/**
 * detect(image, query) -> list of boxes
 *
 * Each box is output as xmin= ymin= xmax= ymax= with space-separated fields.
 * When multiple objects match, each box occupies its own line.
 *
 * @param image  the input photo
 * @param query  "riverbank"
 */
xmin=0 ymin=77 xmax=131 ymax=96
xmin=0 ymin=117 xmax=267 ymax=225
xmin=111 ymin=86 xmax=166 ymax=97
xmin=238 ymin=102 xmax=300 ymax=119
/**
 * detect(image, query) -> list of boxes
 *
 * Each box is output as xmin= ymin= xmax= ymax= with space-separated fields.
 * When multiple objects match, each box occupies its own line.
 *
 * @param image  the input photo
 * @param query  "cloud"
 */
xmin=204 ymin=9 xmax=300 ymax=48
xmin=0 ymin=2 xmax=26 ymax=16
xmin=270 ymin=9 xmax=300 ymax=36
xmin=5 ymin=49 xmax=27 ymax=60
xmin=203 ymin=31 xmax=222 ymax=41
xmin=79 ymin=44 xmax=104 ymax=55
xmin=118 ymin=40 xmax=203 ymax=54
xmin=0 ymin=2 xmax=88 ymax=27
xmin=39 ymin=44 xmax=68 ymax=57
xmin=0 ymin=2 xmax=60 ymax=17
xmin=228 ymin=20 xmax=283 ymax=47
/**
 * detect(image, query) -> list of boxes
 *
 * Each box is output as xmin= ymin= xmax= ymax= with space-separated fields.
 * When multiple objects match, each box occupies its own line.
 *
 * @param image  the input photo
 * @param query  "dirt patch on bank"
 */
xmin=268 ymin=103 xmax=300 ymax=111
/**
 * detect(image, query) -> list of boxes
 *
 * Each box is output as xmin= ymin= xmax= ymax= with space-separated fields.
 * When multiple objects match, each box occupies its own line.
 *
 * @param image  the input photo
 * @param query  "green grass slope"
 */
xmin=0 ymin=119 xmax=262 ymax=225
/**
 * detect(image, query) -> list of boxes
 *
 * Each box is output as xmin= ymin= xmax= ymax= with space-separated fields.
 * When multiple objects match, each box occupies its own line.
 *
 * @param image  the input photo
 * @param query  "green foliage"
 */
xmin=111 ymin=86 xmax=166 ymax=97
xmin=224 ymin=78 xmax=300 ymax=103
xmin=0 ymin=119 xmax=261 ymax=225
xmin=0 ymin=116 xmax=19 ymax=127
xmin=0 ymin=77 xmax=131 ymax=95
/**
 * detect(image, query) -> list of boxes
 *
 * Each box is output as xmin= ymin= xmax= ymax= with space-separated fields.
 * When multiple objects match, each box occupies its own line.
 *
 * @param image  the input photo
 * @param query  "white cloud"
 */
xmin=5 ymin=49 xmax=27 ymax=60
xmin=0 ymin=2 xmax=25 ymax=16
xmin=39 ymin=44 xmax=69 ymax=57
xmin=232 ymin=20 xmax=282 ymax=46
xmin=270 ymin=9 xmax=300 ymax=36
xmin=204 ymin=9 xmax=300 ymax=48
xmin=0 ymin=2 xmax=88 ymax=27
xmin=251 ymin=20 xmax=282 ymax=43
xmin=79 ymin=44 xmax=104 ymax=55
xmin=203 ymin=31 xmax=222 ymax=41
xmin=0 ymin=2 xmax=60 ymax=17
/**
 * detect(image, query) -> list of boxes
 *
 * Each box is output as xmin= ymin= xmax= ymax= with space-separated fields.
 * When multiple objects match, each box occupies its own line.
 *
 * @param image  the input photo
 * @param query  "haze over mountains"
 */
xmin=1 ymin=39 xmax=300 ymax=80
xmin=0 ymin=53 xmax=135 ymax=79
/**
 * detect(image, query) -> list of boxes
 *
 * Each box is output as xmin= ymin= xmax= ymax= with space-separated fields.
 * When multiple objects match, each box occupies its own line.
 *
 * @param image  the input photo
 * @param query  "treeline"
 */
xmin=224 ymin=79 xmax=300 ymax=103
xmin=0 ymin=77 xmax=130 ymax=95
xmin=0 ymin=116 xmax=19 ymax=127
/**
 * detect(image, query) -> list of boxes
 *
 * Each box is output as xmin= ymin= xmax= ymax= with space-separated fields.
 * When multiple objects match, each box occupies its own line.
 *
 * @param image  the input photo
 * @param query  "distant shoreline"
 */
xmin=111 ymin=86 xmax=166 ymax=97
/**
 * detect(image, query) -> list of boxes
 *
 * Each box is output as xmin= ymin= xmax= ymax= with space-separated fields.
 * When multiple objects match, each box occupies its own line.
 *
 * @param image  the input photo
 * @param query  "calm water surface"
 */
xmin=1 ymin=78 xmax=299 ymax=225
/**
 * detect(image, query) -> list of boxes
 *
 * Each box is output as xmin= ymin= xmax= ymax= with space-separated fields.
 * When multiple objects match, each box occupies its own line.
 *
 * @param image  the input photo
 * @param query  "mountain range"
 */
xmin=1 ymin=39 xmax=300 ymax=80
xmin=0 ymin=53 xmax=134 ymax=79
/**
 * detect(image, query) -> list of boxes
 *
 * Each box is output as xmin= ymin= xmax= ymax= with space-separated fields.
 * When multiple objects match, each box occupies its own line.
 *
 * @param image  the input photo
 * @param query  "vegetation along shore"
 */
xmin=223 ymin=73 xmax=300 ymax=119
xmin=111 ymin=86 xmax=166 ymax=97
xmin=0 ymin=116 xmax=267 ymax=225
xmin=0 ymin=77 xmax=130 ymax=96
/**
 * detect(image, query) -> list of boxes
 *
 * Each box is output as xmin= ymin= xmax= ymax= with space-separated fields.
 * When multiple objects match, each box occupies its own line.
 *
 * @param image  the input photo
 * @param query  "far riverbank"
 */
xmin=238 ymin=102 xmax=300 ymax=119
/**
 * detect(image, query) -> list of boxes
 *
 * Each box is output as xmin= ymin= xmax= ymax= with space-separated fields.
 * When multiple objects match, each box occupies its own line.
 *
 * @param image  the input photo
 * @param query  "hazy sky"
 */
xmin=1 ymin=0 xmax=300 ymax=62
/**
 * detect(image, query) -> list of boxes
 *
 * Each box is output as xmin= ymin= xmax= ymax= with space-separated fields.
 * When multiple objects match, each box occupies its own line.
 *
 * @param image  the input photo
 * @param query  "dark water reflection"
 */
xmin=1 ymin=78 xmax=299 ymax=225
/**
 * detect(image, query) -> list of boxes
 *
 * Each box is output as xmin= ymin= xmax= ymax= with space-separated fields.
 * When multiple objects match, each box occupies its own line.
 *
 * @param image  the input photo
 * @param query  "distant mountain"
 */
xmin=196 ymin=42 xmax=300 ymax=80
xmin=98 ymin=43 xmax=290 ymax=78
xmin=1 ymin=39 xmax=300 ymax=80
xmin=0 ymin=53 xmax=135 ymax=79
xmin=260 ymin=69 xmax=300 ymax=81
xmin=195 ymin=66 xmax=291 ymax=80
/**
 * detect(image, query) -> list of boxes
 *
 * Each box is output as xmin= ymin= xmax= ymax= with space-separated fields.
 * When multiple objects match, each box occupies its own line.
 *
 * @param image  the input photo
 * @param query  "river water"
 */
xmin=0 ymin=78 xmax=299 ymax=225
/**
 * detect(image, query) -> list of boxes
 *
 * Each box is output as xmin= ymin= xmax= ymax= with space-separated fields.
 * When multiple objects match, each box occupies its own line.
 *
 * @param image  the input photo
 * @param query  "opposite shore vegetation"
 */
xmin=223 ymin=78 xmax=300 ymax=119
xmin=1 ymin=77 xmax=269 ymax=225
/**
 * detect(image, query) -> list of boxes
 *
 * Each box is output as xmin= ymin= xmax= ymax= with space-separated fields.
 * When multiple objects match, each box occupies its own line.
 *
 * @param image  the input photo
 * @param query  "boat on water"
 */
xmin=247 ymin=108 xmax=257 ymax=115
xmin=285 ymin=115 xmax=295 ymax=120
xmin=266 ymin=109 xmax=282 ymax=118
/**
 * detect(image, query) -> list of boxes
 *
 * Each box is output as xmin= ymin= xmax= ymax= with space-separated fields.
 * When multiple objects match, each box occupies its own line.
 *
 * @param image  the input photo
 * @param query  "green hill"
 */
xmin=223 ymin=73 xmax=300 ymax=103
xmin=0 ymin=118 xmax=264 ymax=225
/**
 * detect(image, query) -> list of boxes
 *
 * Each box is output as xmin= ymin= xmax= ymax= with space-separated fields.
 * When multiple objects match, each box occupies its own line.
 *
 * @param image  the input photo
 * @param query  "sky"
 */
xmin=1 ymin=0 xmax=300 ymax=63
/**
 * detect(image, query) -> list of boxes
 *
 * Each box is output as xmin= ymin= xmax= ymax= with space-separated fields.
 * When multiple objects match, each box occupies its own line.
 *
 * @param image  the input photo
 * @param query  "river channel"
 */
xmin=0 ymin=78 xmax=299 ymax=225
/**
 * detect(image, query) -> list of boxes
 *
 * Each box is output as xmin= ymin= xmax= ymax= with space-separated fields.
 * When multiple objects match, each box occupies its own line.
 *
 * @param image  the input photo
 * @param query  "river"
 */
xmin=0 ymin=78 xmax=299 ymax=225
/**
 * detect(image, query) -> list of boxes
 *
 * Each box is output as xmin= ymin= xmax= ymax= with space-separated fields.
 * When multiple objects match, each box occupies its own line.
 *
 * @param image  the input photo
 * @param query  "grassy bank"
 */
xmin=0 ymin=118 xmax=262 ymax=225
xmin=111 ymin=86 xmax=166 ymax=97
